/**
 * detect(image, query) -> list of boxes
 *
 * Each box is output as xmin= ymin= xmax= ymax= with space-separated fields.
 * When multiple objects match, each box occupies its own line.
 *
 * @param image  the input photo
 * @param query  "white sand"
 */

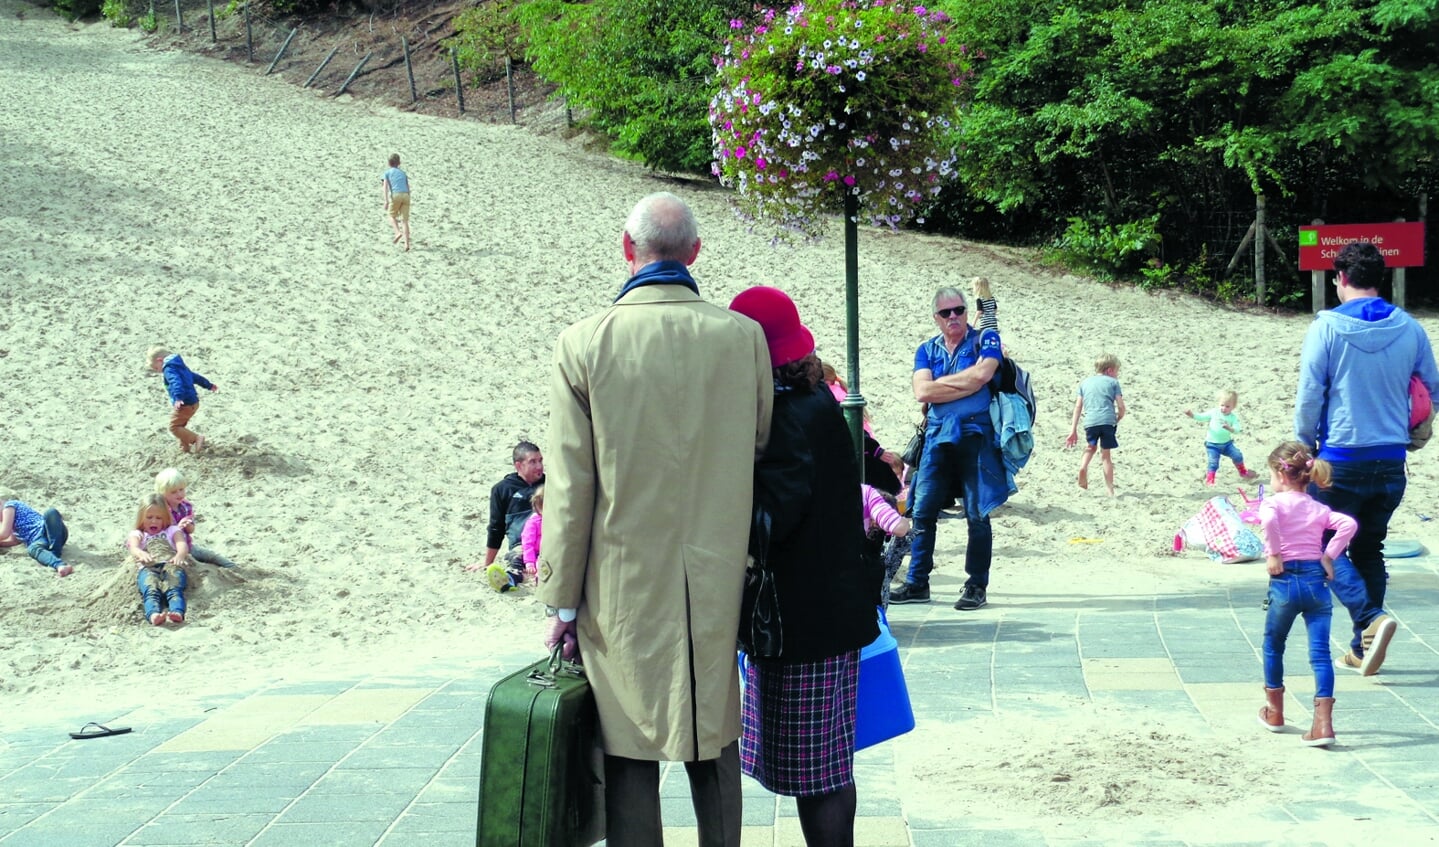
xmin=4 ymin=5 xmax=1439 ymax=842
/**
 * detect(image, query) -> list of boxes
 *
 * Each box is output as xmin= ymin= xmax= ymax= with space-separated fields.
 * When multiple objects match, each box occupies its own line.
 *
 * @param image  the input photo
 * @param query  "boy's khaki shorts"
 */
xmin=387 ymin=192 xmax=411 ymax=221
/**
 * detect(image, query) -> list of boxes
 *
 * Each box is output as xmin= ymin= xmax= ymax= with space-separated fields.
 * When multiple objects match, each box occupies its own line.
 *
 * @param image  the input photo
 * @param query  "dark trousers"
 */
xmin=603 ymin=740 xmax=741 ymax=847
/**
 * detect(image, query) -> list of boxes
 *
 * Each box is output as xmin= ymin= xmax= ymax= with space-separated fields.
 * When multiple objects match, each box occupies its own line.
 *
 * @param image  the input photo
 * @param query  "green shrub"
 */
xmin=449 ymin=0 xmax=523 ymax=82
xmin=101 ymin=0 xmax=131 ymax=26
xmin=1049 ymin=214 xmax=1160 ymax=279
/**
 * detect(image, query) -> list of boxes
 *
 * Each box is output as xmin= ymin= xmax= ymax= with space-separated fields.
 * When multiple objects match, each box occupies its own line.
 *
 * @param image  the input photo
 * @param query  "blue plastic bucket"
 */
xmin=854 ymin=610 xmax=914 ymax=750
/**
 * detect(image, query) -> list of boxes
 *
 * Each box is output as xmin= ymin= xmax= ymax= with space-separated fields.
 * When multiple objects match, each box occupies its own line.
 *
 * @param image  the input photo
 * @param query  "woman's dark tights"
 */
xmin=796 ymin=784 xmax=856 ymax=847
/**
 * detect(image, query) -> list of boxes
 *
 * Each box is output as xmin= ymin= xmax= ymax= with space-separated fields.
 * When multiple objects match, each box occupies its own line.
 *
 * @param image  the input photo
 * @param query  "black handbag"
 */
xmin=900 ymin=405 xmax=930 ymax=467
xmin=739 ymin=505 xmax=783 ymax=658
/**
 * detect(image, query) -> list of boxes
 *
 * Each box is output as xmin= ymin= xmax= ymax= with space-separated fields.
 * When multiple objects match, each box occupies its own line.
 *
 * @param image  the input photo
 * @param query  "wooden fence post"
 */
xmin=337 ymin=52 xmax=371 ymax=95
xmin=506 ymin=56 xmax=516 ymax=124
xmin=402 ymin=37 xmax=417 ymax=103
xmin=1254 ymin=195 xmax=1268 ymax=305
xmin=451 ymin=48 xmax=465 ymax=115
xmin=206 ymin=0 xmax=215 ymax=42
xmin=1311 ymin=218 xmax=1326 ymax=314
xmin=304 ymin=42 xmax=341 ymax=88
xmin=265 ymin=28 xmax=297 ymax=75
xmin=173 ymin=0 xmax=182 ymax=32
xmin=244 ymin=3 xmax=253 ymax=62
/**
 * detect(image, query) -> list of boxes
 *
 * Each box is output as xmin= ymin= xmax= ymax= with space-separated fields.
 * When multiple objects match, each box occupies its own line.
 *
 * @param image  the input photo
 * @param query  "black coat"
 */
xmin=754 ymin=383 xmax=881 ymax=663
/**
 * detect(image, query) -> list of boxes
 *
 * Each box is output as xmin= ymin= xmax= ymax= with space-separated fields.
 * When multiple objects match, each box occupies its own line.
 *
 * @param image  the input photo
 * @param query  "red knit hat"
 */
xmin=730 ymin=286 xmax=815 ymax=367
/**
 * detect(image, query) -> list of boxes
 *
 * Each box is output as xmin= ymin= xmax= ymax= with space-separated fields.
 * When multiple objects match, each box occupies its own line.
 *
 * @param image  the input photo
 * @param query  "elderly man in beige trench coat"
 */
xmin=537 ymin=191 xmax=772 ymax=847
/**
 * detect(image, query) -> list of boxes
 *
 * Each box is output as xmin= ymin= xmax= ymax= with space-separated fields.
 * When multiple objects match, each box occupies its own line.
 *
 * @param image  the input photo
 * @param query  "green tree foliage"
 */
xmin=448 ymin=0 xmax=525 ymax=83
xmin=510 ymin=0 xmax=750 ymax=172
xmin=931 ymin=0 xmax=1439 ymax=297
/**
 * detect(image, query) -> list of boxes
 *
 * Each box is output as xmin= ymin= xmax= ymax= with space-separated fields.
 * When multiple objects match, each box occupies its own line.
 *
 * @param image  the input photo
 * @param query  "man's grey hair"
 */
xmin=932 ymin=286 xmax=966 ymax=312
xmin=624 ymin=192 xmax=699 ymax=263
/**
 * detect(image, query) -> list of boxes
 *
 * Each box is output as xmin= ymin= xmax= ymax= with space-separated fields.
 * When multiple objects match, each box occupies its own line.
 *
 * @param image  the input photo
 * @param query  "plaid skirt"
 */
xmin=740 ymin=650 xmax=859 ymax=797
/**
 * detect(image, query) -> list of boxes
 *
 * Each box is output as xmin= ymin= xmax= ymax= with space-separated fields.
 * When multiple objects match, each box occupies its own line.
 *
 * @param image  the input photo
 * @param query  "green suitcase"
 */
xmin=476 ymin=647 xmax=606 ymax=847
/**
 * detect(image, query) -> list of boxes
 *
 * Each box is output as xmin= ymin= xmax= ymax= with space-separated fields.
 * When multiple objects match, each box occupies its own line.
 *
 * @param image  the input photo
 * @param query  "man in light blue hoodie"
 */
xmin=1296 ymin=242 xmax=1439 ymax=676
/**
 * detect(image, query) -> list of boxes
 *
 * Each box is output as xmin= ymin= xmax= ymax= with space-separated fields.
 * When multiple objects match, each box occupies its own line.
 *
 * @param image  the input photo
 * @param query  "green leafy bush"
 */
xmin=101 ymin=0 xmax=131 ymax=26
xmin=515 ymin=0 xmax=749 ymax=173
xmin=1049 ymin=214 xmax=1159 ymax=279
xmin=449 ymin=0 xmax=524 ymax=83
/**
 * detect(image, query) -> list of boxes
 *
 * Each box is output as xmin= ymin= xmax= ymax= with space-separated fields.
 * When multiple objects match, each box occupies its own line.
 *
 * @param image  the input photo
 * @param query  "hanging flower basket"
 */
xmin=709 ymin=0 xmax=977 ymax=240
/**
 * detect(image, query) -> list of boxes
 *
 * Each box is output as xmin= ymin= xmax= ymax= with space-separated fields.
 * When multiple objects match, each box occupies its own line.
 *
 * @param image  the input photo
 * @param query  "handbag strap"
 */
xmin=749 ymin=504 xmax=772 ymax=570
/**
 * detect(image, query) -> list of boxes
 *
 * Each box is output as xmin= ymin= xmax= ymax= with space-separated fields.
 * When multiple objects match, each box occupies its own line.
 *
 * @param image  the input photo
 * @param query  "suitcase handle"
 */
xmin=527 ymin=644 xmax=586 ymax=689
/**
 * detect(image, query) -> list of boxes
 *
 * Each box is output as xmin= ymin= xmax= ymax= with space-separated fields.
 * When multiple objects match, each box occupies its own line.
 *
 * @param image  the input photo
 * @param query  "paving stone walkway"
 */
xmin=3 ymin=552 xmax=1438 ymax=846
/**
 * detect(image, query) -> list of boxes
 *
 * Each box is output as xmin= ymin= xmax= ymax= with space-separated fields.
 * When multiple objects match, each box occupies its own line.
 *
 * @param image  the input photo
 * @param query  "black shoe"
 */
xmin=889 ymin=583 xmax=931 ymax=605
xmin=954 ymin=585 xmax=987 ymax=610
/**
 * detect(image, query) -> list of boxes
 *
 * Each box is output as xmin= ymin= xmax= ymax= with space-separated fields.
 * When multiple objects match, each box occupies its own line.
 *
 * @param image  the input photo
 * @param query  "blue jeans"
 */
xmin=905 ymin=432 xmax=993 ymax=590
xmin=25 ymin=508 xmax=68 ymax=570
xmin=1263 ymin=560 xmax=1334 ymax=698
xmin=1310 ymin=459 xmax=1405 ymax=655
xmin=1205 ymin=441 xmax=1244 ymax=473
xmin=137 ymin=565 xmax=188 ymax=617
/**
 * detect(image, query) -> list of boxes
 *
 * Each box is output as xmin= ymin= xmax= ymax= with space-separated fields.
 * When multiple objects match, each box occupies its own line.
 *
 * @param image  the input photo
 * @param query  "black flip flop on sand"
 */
xmin=69 ymin=722 xmax=132 ymax=740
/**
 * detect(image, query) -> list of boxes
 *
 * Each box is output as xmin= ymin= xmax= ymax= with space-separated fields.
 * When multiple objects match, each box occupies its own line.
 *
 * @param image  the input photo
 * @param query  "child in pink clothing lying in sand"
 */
xmin=125 ymin=495 xmax=191 ymax=627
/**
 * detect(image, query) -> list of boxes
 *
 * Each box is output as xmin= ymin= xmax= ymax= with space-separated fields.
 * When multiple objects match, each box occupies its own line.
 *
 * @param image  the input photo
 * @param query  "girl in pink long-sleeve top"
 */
xmin=1255 ymin=441 xmax=1358 ymax=748
xmin=861 ymin=484 xmax=911 ymax=608
xmin=519 ymin=485 xmax=545 ymax=585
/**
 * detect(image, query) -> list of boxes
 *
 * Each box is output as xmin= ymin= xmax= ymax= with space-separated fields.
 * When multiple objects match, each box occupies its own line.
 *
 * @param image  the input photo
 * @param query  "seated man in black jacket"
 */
xmin=465 ymin=441 xmax=544 ymax=586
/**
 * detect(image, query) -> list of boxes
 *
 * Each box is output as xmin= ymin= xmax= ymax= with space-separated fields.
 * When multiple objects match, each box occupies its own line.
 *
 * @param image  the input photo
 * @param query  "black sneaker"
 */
xmin=954 ymin=585 xmax=987 ymax=610
xmin=889 ymin=583 xmax=931 ymax=604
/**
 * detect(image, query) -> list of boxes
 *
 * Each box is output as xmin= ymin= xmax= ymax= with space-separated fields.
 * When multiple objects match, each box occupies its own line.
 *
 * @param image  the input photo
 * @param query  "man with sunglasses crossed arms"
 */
xmin=890 ymin=286 xmax=1007 ymax=611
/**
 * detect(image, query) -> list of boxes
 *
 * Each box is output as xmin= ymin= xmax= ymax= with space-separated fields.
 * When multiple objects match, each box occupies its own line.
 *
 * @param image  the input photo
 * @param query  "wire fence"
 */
xmin=132 ymin=0 xmax=546 ymax=124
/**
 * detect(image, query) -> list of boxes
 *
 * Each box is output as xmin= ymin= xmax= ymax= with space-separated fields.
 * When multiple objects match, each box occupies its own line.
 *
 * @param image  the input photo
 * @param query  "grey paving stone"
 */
xmin=122 ymin=751 xmax=244 ymax=773
xmin=376 ymin=820 xmax=473 ymax=846
xmin=275 ymin=791 xmax=412 ymax=823
xmin=337 ymin=743 xmax=459 ymax=770
xmin=206 ymin=759 xmax=334 ymax=790
xmin=0 ymin=773 xmax=103 ymax=803
xmin=238 ymin=741 xmax=356 ymax=765
xmin=2 ymin=820 xmax=144 ymax=847
xmin=245 ymin=819 xmax=392 ymax=847
xmin=394 ymin=800 xmax=475 ymax=831
xmin=122 ymin=812 xmax=272 ymax=845
xmin=306 ymin=766 xmax=437 ymax=795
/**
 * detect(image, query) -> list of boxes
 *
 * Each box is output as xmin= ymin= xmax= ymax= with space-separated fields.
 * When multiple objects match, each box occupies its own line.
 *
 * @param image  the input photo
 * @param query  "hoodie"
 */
xmin=1295 ymin=297 xmax=1439 ymax=461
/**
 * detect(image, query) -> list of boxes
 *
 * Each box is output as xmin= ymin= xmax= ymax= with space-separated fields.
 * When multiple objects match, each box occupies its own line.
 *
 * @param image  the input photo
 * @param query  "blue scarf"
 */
xmin=614 ymin=260 xmax=700 ymax=302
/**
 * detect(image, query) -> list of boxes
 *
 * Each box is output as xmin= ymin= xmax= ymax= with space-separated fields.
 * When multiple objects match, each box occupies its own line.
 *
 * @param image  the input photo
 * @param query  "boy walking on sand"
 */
xmin=1064 ymin=353 xmax=1126 ymax=495
xmin=147 ymin=346 xmax=217 ymax=453
xmin=382 ymin=153 xmax=411 ymax=251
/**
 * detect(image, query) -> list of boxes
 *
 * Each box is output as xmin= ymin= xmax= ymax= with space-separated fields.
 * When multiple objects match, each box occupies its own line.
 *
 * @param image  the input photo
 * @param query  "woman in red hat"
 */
xmin=730 ymin=286 xmax=880 ymax=847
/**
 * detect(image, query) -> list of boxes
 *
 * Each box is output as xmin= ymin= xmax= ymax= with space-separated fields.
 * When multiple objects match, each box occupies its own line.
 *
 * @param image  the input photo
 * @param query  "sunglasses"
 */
xmin=934 ymin=306 xmax=967 ymax=318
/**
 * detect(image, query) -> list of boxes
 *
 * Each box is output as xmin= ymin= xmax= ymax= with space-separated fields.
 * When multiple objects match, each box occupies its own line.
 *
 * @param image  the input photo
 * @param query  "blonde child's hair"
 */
xmin=530 ymin=484 xmax=545 ymax=514
xmin=821 ymin=361 xmax=845 ymax=389
xmin=154 ymin=467 xmax=188 ymax=494
xmin=135 ymin=494 xmax=174 ymax=529
xmin=1217 ymin=389 xmax=1238 ymax=407
xmin=146 ymin=345 xmax=169 ymax=366
xmin=1095 ymin=353 xmax=1120 ymax=373
xmin=1268 ymin=441 xmax=1333 ymax=489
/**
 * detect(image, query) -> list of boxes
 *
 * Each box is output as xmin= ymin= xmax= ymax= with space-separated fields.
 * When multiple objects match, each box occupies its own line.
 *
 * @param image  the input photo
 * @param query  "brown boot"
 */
xmin=1258 ymin=686 xmax=1285 ymax=732
xmin=1302 ymin=697 xmax=1336 ymax=747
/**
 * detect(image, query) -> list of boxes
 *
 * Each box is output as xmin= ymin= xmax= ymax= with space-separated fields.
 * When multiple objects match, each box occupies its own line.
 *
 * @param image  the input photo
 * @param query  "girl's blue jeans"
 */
xmin=137 ymin=565 xmax=188 ymax=617
xmin=25 ymin=508 xmax=69 ymax=570
xmin=1205 ymin=441 xmax=1244 ymax=473
xmin=1263 ymin=560 xmax=1333 ymax=698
